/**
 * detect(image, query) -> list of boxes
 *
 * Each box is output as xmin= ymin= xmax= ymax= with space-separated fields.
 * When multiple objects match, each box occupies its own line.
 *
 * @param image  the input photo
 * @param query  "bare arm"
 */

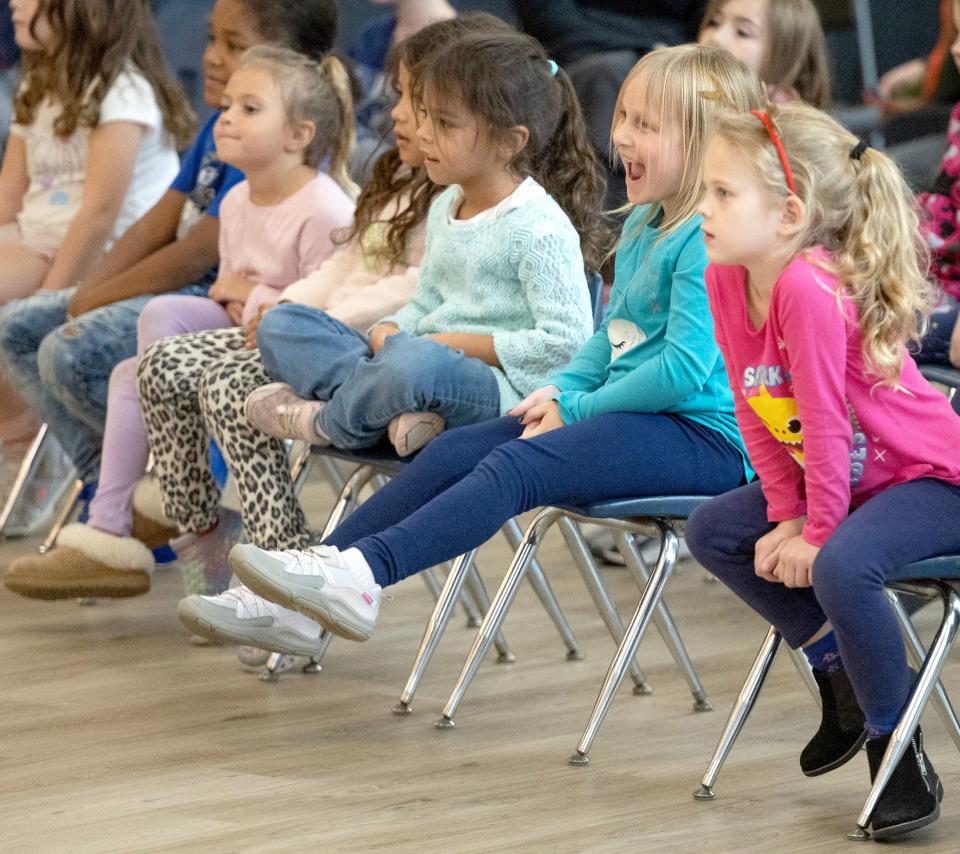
xmin=429 ymin=332 xmax=499 ymax=366
xmin=68 ymin=212 xmax=220 ymax=316
xmin=40 ymin=121 xmax=145 ymax=292
xmin=0 ymin=134 xmax=28 ymax=225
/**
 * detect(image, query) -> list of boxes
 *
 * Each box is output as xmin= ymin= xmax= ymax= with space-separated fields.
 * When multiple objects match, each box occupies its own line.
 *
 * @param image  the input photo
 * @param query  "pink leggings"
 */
xmin=86 ymin=295 xmax=234 ymax=537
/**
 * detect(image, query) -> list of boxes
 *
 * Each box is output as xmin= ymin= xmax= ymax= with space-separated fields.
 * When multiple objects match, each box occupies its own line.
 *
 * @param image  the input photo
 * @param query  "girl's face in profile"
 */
xmin=390 ymin=62 xmax=424 ymax=168
xmin=612 ymin=73 xmax=685 ymax=214
xmin=10 ymin=0 xmax=53 ymax=52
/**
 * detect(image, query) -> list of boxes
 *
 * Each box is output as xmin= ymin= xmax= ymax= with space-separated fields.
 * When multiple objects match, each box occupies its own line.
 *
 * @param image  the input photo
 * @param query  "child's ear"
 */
xmin=287 ymin=120 xmax=316 ymax=155
xmin=500 ymin=124 xmax=530 ymax=162
xmin=778 ymin=194 xmax=806 ymax=239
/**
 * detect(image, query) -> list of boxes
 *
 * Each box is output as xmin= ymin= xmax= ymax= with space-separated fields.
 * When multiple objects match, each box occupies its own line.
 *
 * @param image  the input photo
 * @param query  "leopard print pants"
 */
xmin=137 ymin=327 xmax=311 ymax=549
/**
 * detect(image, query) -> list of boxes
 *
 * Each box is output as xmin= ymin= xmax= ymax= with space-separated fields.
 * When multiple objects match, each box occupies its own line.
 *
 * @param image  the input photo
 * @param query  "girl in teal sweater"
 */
xmin=184 ymin=43 xmax=762 ymax=655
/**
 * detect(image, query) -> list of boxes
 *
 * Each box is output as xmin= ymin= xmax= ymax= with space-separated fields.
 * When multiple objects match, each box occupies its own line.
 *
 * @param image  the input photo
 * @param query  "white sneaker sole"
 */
xmin=229 ymin=543 xmax=375 ymax=642
xmin=177 ymin=595 xmax=328 ymax=656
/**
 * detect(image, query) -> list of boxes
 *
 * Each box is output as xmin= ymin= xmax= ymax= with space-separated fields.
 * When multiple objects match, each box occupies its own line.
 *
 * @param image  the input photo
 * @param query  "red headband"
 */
xmin=751 ymin=110 xmax=796 ymax=194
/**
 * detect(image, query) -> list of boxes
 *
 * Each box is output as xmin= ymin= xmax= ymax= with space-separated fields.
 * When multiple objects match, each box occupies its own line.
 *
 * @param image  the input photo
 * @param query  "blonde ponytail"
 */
xmin=318 ymin=55 xmax=359 ymax=198
xmin=239 ymin=45 xmax=359 ymax=197
xmin=708 ymin=102 xmax=933 ymax=385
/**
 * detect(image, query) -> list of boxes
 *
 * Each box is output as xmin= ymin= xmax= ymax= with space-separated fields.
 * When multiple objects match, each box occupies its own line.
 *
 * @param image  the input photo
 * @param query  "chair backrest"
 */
xmin=586 ymin=270 xmax=605 ymax=333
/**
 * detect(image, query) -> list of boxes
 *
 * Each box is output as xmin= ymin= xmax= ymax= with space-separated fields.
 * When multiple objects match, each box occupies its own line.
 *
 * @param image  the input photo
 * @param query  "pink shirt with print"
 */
xmin=706 ymin=249 xmax=960 ymax=547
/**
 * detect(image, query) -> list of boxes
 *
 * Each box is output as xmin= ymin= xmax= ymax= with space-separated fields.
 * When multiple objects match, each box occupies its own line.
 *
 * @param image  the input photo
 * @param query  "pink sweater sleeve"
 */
xmin=707 ymin=269 xmax=806 ymax=521
xmin=774 ymin=267 xmax=856 ymax=546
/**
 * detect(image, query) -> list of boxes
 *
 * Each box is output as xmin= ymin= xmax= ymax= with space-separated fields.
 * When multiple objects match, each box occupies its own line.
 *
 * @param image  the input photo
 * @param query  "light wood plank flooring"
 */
xmin=0 ymin=472 xmax=957 ymax=853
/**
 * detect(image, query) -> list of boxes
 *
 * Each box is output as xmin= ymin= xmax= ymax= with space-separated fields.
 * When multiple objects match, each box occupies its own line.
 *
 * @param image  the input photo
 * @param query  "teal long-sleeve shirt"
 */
xmin=548 ymin=205 xmax=752 ymax=478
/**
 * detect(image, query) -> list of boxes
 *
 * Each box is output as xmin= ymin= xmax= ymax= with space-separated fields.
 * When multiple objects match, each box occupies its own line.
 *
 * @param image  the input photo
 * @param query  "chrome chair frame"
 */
xmin=434 ymin=497 xmax=716 ymax=764
xmin=692 ymin=569 xmax=960 ymax=841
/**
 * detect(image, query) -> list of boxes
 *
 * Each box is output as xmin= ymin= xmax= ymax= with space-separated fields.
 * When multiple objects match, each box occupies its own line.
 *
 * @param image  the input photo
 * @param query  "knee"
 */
xmin=107 ymin=357 xmax=138 ymax=400
xmin=256 ymin=303 xmax=318 ymax=349
xmin=135 ymin=339 xmax=171 ymax=400
xmin=37 ymin=325 xmax=83 ymax=390
xmin=684 ymin=498 xmax=726 ymax=568
xmin=811 ymin=538 xmax=870 ymax=613
xmin=0 ymin=299 xmax=45 ymax=358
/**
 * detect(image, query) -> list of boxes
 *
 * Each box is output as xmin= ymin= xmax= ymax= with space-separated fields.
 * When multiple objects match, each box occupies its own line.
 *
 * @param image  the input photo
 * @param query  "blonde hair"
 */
xmin=239 ymin=45 xmax=358 ymax=197
xmin=709 ymin=102 xmax=934 ymax=385
xmin=611 ymin=43 xmax=766 ymax=237
xmin=698 ymin=0 xmax=831 ymax=107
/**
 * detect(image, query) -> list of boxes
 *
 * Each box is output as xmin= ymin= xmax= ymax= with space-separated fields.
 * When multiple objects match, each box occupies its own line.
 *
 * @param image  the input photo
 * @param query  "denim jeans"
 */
xmin=0 ymin=284 xmax=207 ymax=481
xmin=256 ymin=303 xmax=502 ymax=449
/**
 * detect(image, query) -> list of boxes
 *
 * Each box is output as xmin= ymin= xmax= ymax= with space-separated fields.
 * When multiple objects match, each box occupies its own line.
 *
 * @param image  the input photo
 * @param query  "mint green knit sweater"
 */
xmin=384 ymin=184 xmax=593 ymax=413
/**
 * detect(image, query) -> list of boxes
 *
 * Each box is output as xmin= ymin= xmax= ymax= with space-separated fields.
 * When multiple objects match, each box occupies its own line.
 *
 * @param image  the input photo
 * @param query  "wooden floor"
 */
xmin=1 ymin=473 xmax=958 ymax=853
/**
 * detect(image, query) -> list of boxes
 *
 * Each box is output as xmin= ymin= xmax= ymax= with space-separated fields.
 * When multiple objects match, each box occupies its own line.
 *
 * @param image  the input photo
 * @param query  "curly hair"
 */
xmin=15 ymin=0 xmax=194 ymax=147
xmin=709 ymin=102 xmax=934 ymax=385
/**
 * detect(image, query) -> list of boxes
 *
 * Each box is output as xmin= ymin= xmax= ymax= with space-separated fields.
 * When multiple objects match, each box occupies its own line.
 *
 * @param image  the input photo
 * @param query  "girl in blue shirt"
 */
xmin=191 ymin=44 xmax=763 ymax=657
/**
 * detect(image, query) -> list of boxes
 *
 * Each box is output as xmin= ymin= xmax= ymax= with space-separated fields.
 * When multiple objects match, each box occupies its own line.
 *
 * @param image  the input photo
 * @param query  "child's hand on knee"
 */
xmin=772 ymin=536 xmax=820 ymax=588
xmin=520 ymin=399 xmax=565 ymax=439
xmin=754 ymin=518 xmax=804 ymax=581
xmin=509 ymin=384 xmax=560 ymax=420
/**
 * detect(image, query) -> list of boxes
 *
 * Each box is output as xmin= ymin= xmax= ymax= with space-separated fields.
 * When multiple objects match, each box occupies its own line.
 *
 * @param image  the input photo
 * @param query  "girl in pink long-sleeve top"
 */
xmin=686 ymin=101 xmax=960 ymax=841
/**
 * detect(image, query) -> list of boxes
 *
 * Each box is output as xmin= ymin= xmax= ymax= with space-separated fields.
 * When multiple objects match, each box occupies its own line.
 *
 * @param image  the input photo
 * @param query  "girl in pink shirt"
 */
xmin=687 ymin=101 xmax=960 ymax=841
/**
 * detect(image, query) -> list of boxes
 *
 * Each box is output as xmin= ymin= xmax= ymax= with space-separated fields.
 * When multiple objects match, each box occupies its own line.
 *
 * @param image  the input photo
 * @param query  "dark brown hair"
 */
xmin=235 ymin=0 xmax=338 ymax=63
xmin=342 ymin=13 xmax=513 ymax=269
xmin=415 ymin=30 xmax=613 ymax=270
xmin=15 ymin=0 xmax=194 ymax=147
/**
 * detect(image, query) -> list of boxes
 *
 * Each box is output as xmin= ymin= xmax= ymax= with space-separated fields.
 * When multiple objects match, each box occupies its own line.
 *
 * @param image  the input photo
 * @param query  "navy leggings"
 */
xmin=324 ymin=412 xmax=745 ymax=588
xmin=685 ymin=478 xmax=960 ymax=730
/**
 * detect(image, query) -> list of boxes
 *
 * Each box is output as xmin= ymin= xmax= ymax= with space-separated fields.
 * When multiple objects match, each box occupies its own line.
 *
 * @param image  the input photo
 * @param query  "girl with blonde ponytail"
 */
xmin=686 ymin=100 xmax=960 ymax=840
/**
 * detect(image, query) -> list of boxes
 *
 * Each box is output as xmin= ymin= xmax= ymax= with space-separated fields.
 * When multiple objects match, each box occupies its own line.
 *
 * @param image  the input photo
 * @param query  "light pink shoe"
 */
xmin=387 ymin=412 xmax=445 ymax=456
xmin=244 ymin=382 xmax=328 ymax=443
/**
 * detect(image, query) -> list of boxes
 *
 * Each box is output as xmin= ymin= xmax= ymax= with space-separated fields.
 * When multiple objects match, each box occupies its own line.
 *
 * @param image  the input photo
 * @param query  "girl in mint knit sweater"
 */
xmin=184 ymin=45 xmax=765 ymax=658
xmin=245 ymin=29 xmax=610 ymax=457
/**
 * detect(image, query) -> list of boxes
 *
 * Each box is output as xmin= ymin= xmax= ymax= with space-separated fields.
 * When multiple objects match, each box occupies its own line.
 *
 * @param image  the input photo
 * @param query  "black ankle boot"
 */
xmin=866 ymin=726 xmax=943 ymax=840
xmin=799 ymin=667 xmax=866 ymax=776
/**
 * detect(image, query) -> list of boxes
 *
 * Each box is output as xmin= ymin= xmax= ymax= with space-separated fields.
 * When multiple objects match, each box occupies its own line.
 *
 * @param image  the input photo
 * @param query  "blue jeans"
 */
xmin=0 ymin=284 xmax=207 ymax=481
xmin=324 ymin=412 xmax=745 ymax=587
xmin=685 ymin=478 xmax=960 ymax=731
xmin=257 ymin=304 xmax=502 ymax=449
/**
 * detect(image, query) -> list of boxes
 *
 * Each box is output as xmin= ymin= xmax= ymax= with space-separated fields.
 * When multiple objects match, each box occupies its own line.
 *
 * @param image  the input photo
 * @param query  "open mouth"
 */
xmin=624 ymin=159 xmax=645 ymax=182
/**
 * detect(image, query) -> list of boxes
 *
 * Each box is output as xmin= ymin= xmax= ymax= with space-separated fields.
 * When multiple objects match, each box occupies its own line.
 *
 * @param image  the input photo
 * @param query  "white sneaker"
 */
xmin=177 ymin=584 xmax=327 ymax=656
xmin=229 ymin=543 xmax=381 ymax=641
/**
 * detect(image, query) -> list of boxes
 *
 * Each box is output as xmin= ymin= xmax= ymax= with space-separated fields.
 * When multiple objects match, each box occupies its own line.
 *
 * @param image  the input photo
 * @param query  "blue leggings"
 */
xmin=324 ymin=413 xmax=745 ymax=588
xmin=685 ymin=478 xmax=960 ymax=730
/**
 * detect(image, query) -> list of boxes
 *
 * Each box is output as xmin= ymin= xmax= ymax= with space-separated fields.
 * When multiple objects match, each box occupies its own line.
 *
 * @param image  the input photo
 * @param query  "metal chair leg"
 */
xmin=318 ymin=464 xmax=377 ymax=540
xmin=394 ymin=549 xmax=479 ymax=715
xmin=463 ymin=565 xmax=514 ymax=664
xmin=887 ymin=588 xmax=960 ymax=753
xmin=850 ymin=585 xmax=960 ymax=839
xmin=502 ymin=517 xmax=582 ymax=660
xmin=436 ymin=507 xmax=562 ymax=728
xmin=693 ymin=626 xmax=782 ymax=799
xmin=289 ymin=443 xmax=315 ymax=496
xmin=0 ymin=424 xmax=50 ymax=536
xmin=615 ymin=529 xmax=710 ymax=711
xmin=38 ymin=477 xmax=84 ymax=554
xmin=785 ymin=643 xmax=821 ymax=706
xmin=420 ymin=566 xmax=443 ymax=600
xmin=567 ymin=522 xmax=678 ymax=765
xmin=557 ymin=518 xmax=650 ymax=691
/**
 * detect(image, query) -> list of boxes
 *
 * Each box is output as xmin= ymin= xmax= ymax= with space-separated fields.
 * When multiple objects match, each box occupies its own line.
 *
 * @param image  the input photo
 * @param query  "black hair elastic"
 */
xmin=850 ymin=140 xmax=868 ymax=160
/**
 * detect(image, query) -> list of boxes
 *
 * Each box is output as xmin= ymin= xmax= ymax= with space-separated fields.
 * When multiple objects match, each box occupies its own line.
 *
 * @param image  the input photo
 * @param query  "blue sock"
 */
xmin=866 ymin=709 xmax=902 ymax=740
xmin=803 ymin=630 xmax=842 ymax=673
